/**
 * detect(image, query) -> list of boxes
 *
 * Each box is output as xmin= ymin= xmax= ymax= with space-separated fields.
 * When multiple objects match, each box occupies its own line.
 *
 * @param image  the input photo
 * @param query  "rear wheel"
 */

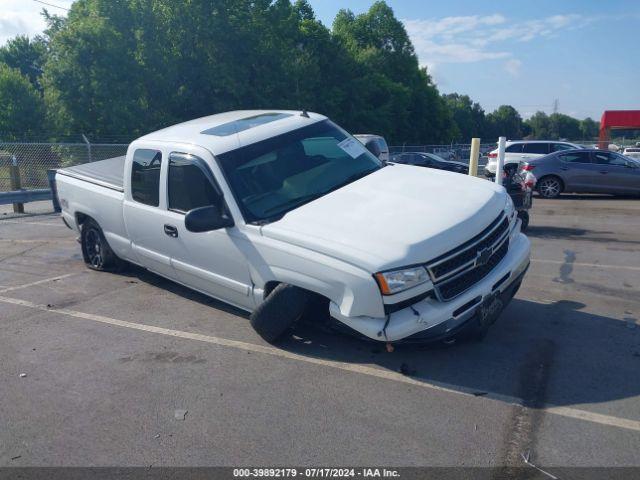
xmin=80 ymin=219 xmax=126 ymax=271
xmin=537 ymin=176 xmax=563 ymax=199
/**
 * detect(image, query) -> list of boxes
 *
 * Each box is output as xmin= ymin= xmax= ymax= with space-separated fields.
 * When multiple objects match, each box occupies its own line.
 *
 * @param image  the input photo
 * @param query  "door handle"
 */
xmin=164 ymin=224 xmax=178 ymax=238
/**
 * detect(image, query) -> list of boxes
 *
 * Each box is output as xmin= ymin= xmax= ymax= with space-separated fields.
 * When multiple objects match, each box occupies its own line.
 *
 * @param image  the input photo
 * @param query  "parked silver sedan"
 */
xmin=519 ymin=149 xmax=640 ymax=198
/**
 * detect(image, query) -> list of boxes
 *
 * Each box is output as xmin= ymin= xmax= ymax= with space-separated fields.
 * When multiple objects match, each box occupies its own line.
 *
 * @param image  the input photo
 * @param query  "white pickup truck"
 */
xmin=55 ymin=110 xmax=530 ymax=344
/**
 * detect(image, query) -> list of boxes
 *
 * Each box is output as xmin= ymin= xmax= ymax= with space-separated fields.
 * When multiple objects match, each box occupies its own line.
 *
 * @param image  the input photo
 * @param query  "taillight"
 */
xmin=521 ymin=164 xmax=535 ymax=171
xmin=488 ymin=152 xmax=497 ymax=158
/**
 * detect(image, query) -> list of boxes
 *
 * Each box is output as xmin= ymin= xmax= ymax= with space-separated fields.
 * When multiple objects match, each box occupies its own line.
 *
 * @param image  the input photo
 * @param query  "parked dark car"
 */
xmin=391 ymin=152 xmax=468 ymax=174
xmin=520 ymin=149 xmax=640 ymax=198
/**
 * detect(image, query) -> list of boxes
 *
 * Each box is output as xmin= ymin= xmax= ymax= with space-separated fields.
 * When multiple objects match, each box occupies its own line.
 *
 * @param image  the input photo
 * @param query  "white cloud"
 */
xmin=0 ymin=0 xmax=73 ymax=46
xmin=503 ymin=59 xmax=522 ymax=77
xmin=403 ymin=12 xmax=590 ymax=77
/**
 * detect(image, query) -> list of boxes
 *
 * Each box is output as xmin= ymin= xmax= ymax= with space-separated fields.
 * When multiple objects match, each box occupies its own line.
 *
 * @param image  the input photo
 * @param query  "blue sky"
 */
xmin=307 ymin=0 xmax=640 ymax=120
xmin=2 ymin=0 xmax=639 ymax=120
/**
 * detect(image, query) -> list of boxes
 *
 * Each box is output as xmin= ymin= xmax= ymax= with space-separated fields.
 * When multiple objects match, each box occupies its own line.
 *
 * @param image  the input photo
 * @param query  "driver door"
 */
xmin=163 ymin=150 xmax=254 ymax=311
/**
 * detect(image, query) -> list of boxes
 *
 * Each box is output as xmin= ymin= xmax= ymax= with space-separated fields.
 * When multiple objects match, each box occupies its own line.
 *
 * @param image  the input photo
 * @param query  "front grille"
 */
xmin=426 ymin=213 xmax=511 ymax=301
xmin=436 ymin=241 xmax=508 ymax=301
xmin=428 ymin=213 xmax=509 ymax=281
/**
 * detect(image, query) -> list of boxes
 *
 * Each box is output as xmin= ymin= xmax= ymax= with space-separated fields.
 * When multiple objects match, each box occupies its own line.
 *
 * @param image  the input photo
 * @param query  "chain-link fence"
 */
xmin=0 ymin=142 xmax=129 ymax=192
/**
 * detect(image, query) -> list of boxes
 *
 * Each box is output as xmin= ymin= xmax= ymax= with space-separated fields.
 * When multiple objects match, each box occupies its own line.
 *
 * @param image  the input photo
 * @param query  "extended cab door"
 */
xmin=163 ymin=150 xmax=254 ymax=311
xmin=122 ymin=146 xmax=181 ymax=279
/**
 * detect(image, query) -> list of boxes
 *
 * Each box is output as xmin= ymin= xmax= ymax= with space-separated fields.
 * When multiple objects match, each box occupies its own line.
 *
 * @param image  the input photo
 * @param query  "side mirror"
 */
xmin=185 ymin=205 xmax=234 ymax=232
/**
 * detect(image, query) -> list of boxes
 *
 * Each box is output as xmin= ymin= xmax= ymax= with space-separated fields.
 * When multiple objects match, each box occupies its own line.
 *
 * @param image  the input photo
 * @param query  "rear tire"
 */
xmin=537 ymin=176 xmax=563 ymax=199
xmin=80 ymin=218 xmax=126 ymax=272
xmin=250 ymin=284 xmax=310 ymax=343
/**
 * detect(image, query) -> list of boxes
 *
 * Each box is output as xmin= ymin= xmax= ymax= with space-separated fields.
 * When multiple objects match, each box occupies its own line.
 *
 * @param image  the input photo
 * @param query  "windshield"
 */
xmin=217 ymin=120 xmax=383 ymax=223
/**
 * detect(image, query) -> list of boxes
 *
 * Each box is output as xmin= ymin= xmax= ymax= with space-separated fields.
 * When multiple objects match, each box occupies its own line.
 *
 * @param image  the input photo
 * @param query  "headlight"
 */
xmin=375 ymin=266 xmax=429 ymax=295
xmin=504 ymin=195 xmax=515 ymax=223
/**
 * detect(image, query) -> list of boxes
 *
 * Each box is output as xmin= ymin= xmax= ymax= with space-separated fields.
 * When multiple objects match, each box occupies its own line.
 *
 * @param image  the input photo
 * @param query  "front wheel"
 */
xmin=250 ymin=284 xmax=310 ymax=343
xmin=80 ymin=219 xmax=126 ymax=271
xmin=537 ymin=176 xmax=563 ymax=198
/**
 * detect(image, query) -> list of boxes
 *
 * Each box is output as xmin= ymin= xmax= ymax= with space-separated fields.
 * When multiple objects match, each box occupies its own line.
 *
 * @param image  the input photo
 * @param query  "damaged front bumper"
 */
xmin=329 ymin=232 xmax=531 ymax=342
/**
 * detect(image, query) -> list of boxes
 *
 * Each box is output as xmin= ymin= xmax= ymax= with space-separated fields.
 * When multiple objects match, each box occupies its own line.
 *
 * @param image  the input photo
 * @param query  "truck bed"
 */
xmin=57 ymin=156 xmax=125 ymax=192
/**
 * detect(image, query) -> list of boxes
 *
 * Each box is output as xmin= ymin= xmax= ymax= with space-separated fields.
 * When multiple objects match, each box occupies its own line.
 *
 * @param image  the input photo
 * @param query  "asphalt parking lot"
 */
xmin=1 ymin=195 xmax=639 ymax=471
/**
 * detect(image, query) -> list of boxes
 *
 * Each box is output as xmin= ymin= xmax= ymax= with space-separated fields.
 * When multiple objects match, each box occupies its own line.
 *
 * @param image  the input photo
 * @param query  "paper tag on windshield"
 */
xmin=337 ymin=138 xmax=368 ymax=159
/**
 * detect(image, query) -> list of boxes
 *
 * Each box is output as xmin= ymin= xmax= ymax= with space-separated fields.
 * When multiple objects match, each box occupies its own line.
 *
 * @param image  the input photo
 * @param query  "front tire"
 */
xmin=537 ymin=176 xmax=563 ymax=198
xmin=250 ymin=284 xmax=310 ymax=343
xmin=80 ymin=219 xmax=126 ymax=271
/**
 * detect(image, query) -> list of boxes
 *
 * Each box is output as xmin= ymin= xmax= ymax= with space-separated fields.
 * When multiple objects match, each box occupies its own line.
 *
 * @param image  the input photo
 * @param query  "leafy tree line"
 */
xmin=0 ymin=0 xmax=599 ymax=144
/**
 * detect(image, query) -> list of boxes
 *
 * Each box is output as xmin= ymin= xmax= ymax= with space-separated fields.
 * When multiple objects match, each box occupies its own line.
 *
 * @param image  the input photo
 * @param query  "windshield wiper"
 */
xmin=322 ymin=167 xmax=380 ymax=195
xmin=262 ymin=192 xmax=323 ymax=215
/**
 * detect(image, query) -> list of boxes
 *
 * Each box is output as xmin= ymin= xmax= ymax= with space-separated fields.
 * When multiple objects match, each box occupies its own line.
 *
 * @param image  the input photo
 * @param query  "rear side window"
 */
xmin=552 ymin=143 xmax=575 ymax=152
xmin=522 ymin=143 xmax=549 ymax=154
xmin=559 ymin=152 xmax=591 ymax=163
xmin=168 ymin=154 xmax=219 ymax=213
xmin=131 ymin=149 xmax=161 ymax=206
xmin=593 ymin=152 xmax=628 ymax=166
xmin=505 ymin=144 xmax=523 ymax=153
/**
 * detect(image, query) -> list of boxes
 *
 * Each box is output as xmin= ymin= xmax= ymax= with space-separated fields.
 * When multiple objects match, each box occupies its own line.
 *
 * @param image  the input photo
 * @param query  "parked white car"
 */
xmin=484 ymin=140 xmax=583 ymax=177
xmin=623 ymin=147 xmax=640 ymax=160
xmin=55 ymin=110 xmax=530 ymax=344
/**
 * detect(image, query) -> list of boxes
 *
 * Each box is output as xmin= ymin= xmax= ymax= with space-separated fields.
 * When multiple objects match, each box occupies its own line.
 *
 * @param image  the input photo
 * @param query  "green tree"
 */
xmin=0 ymin=35 xmax=47 ymax=89
xmin=0 ymin=64 xmax=45 ymax=139
xmin=579 ymin=117 xmax=600 ymax=139
xmin=332 ymin=2 xmax=454 ymax=143
xmin=524 ymin=111 xmax=550 ymax=139
xmin=549 ymin=113 xmax=581 ymax=140
xmin=443 ymin=93 xmax=486 ymax=141
xmin=486 ymin=105 xmax=523 ymax=139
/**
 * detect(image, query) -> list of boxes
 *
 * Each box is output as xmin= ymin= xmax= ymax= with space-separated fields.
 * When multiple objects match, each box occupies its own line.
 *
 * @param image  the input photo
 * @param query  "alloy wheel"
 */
xmin=538 ymin=177 xmax=561 ymax=198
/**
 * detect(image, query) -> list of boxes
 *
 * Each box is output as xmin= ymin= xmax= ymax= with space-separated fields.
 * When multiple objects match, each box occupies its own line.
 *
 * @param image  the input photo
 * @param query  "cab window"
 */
xmin=505 ymin=144 xmax=523 ymax=153
xmin=131 ymin=149 xmax=161 ymax=206
xmin=559 ymin=152 xmax=591 ymax=163
xmin=593 ymin=152 xmax=628 ymax=166
xmin=552 ymin=143 xmax=575 ymax=152
xmin=522 ymin=143 xmax=549 ymax=154
xmin=167 ymin=153 xmax=219 ymax=213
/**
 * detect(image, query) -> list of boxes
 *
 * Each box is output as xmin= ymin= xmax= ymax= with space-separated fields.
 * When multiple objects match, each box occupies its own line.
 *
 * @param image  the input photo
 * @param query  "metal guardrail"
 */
xmin=0 ymin=188 xmax=52 ymax=205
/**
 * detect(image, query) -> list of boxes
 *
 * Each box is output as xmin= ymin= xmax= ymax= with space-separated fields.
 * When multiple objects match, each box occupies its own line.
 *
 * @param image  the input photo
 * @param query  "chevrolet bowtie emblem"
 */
xmin=475 ymin=247 xmax=492 ymax=266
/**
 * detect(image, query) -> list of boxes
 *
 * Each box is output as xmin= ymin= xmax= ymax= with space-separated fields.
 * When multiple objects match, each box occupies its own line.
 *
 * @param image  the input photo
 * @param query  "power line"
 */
xmin=32 ymin=0 xmax=70 ymax=11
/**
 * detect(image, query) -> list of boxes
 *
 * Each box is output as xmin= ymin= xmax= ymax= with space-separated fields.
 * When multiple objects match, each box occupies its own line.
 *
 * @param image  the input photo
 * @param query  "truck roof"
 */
xmin=136 ymin=110 xmax=327 ymax=155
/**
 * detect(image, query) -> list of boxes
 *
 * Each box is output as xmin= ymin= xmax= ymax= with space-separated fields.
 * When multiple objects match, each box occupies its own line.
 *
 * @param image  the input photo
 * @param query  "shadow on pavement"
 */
xmin=278 ymin=297 xmax=640 ymax=410
xmin=124 ymin=264 xmax=640 ymax=410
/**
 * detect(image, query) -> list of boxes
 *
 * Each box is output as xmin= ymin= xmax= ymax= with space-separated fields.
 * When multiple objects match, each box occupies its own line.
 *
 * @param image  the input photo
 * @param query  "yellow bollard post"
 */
xmin=468 ymin=138 xmax=480 ymax=177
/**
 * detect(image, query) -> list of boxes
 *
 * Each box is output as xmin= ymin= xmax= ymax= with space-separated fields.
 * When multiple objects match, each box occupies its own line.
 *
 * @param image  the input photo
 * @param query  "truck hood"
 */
xmin=260 ymin=164 xmax=508 ymax=272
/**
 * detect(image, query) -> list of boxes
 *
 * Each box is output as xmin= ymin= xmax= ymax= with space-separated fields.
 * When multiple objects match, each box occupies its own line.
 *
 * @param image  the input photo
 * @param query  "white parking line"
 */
xmin=532 ymin=258 xmax=640 ymax=272
xmin=0 ymin=293 xmax=639 ymax=433
xmin=0 ymin=273 xmax=79 ymax=294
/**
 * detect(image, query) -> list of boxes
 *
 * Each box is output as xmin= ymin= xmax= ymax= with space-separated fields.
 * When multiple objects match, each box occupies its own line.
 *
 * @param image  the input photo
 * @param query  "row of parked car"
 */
xmin=364 ymin=136 xmax=640 ymax=199
xmin=484 ymin=140 xmax=640 ymax=198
